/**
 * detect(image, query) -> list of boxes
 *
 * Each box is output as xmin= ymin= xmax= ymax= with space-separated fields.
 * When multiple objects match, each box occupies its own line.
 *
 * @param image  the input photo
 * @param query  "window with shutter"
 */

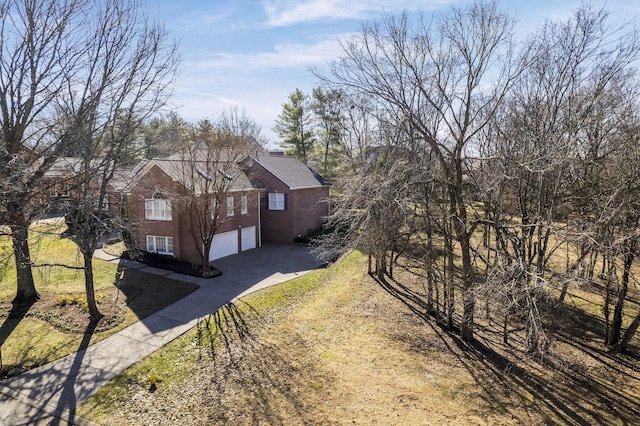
xmin=268 ymin=193 xmax=285 ymax=210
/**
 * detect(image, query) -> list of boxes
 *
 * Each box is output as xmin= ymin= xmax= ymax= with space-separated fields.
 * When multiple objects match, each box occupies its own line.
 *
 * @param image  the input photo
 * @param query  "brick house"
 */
xmin=120 ymin=152 xmax=330 ymax=265
xmin=241 ymin=152 xmax=330 ymax=244
xmin=44 ymin=157 xmax=119 ymax=217
xmin=123 ymin=156 xmax=260 ymax=263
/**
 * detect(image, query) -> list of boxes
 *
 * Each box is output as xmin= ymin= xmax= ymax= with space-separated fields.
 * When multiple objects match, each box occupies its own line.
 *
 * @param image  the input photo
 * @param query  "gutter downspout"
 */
xmin=257 ymin=190 xmax=262 ymax=248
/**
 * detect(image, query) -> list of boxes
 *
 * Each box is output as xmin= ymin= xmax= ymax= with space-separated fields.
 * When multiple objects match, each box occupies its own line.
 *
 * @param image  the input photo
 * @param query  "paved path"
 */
xmin=0 ymin=244 xmax=323 ymax=425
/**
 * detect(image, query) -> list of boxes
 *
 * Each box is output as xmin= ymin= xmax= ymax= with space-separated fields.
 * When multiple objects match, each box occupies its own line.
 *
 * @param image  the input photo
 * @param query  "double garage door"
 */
xmin=209 ymin=226 xmax=256 ymax=261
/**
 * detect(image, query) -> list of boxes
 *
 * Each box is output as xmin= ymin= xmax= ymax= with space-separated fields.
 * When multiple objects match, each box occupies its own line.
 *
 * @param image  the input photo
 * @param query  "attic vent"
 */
xmin=196 ymin=168 xmax=213 ymax=181
xmin=218 ymin=169 xmax=233 ymax=181
xmin=152 ymin=190 xmax=165 ymax=199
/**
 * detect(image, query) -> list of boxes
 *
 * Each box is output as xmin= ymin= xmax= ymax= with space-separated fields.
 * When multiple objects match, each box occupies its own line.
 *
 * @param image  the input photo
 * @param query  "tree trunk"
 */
xmin=82 ymin=251 xmax=102 ymax=320
xmin=458 ymin=219 xmax=475 ymax=342
xmin=202 ymin=239 xmax=212 ymax=274
xmin=607 ymin=241 xmax=635 ymax=346
xmin=611 ymin=310 xmax=640 ymax=353
xmin=603 ymin=257 xmax=614 ymax=345
xmin=11 ymin=225 xmax=39 ymax=304
xmin=461 ymin=289 xmax=475 ymax=342
xmin=444 ymin=232 xmax=455 ymax=328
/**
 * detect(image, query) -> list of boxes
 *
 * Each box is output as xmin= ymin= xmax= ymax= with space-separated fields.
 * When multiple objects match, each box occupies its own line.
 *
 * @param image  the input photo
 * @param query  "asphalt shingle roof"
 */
xmin=252 ymin=155 xmax=329 ymax=189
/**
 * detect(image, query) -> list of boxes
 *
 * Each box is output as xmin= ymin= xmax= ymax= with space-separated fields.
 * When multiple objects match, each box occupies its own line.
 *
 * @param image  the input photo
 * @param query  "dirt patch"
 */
xmin=0 ymin=288 xmax=127 ymax=336
xmin=0 ymin=268 xmax=198 ymax=336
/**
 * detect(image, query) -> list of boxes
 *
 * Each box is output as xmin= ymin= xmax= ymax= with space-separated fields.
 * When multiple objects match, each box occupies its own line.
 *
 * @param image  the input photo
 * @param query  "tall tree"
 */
xmin=219 ymin=106 xmax=269 ymax=153
xmin=0 ymin=0 xmax=97 ymax=304
xmin=143 ymin=112 xmax=190 ymax=159
xmin=318 ymin=1 xmax=520 ymax=342
xmin=311 ymin=87 xmax=342 ymax=175
xmin=273 ymin=88 xmax=315 ymax=164
xmin=169 ymin=119 xmax=248 ymax=276
xmin=0 ymin=0 xmax=178 ymax=310
xmin=486 ymin=5 xmax=640 ymax=353
xmin=55 ymin=0 xmax=178 ymax=319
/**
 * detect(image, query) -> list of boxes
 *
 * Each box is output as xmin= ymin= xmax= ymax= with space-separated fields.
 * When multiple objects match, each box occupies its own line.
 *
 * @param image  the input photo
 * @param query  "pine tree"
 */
xmin=273 ymin=89 xmax=315 ymax=164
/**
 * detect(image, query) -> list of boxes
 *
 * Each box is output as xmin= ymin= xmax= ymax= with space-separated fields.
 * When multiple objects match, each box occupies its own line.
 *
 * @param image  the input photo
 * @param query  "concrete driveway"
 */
xmin=0 ymin=243 xmax=324 ymax=425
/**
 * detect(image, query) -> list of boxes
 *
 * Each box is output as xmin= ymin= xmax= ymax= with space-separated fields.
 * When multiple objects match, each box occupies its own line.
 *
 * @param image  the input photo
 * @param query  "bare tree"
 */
xmin=317 ymin=1 xmax=520 ymax=341
xmin=0 ymin=0 xmax=90 ymax=303
xmin=0 ymin=0 xmax=178 ymax=314
xmin=488 ymin=5 xmax=640 ymax=354
xmin=167 ymin=119 xmax=249 ymax=276
xmin=219 ymin=106 xmax=269 ymax=153
xmin=55 ymin=0 xmax=178 ymax=319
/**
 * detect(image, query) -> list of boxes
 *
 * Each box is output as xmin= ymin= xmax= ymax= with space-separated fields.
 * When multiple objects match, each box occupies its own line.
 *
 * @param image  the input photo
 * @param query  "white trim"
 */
xmin=289 ymin=185 xmax=330 ymax=190
xmin=145 ymin=199 xmax=172 ymax=221
xmin=226 ymin=196 xmax=234 ymax=216
xmin=146 ymin=235 xmax=174 ymax=255
xmin=257 ymin=192 xmax=262 ymax=247
xmin=268 ymin=192 xmax=285 ymax=210
xmin=240 ymin=194 xmax=248 ymax=215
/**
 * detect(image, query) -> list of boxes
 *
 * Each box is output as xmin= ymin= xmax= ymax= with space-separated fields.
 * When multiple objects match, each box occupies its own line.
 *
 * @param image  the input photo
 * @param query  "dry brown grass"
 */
xmin=80 ymin=251 xmax=640 ymax=425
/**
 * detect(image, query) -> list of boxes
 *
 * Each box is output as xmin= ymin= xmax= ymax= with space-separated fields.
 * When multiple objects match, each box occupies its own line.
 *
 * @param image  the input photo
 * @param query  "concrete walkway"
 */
xmin=0 ymin=244 xmax=323 ymax=425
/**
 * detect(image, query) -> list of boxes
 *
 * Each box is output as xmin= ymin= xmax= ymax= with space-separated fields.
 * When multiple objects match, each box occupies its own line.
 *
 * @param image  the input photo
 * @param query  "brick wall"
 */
xmin=245 ymin=160 xmax=329 ymax=244
xmin=127 ymin=164 xmax=260 ymax=265
xmin=291 ymin=186 xmax=330 ymax=240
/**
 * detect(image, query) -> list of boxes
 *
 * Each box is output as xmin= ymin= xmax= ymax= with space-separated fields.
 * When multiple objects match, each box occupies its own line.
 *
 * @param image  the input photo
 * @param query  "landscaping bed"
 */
xmin=120 ymin=250 xmax=222 ymax=278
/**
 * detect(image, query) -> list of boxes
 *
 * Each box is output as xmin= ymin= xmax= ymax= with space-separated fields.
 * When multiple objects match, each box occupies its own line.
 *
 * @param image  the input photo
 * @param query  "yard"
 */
xmin=0 ymin=219 xmax=198 ymax=376
xmin=78 ymin=251 xmax=640 ymax=425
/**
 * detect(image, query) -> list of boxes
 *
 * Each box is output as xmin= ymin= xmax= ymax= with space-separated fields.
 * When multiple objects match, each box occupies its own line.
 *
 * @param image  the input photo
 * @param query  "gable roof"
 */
xmin=127 ymin=152 xmax=254 ymax=195
xmin=250 ymin=155 xmax=330 ymax=189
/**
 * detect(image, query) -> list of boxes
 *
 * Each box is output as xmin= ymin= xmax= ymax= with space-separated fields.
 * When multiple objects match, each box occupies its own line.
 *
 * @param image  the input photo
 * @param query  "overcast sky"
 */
xmin=153 ymin=0 xmax=640 ymax=146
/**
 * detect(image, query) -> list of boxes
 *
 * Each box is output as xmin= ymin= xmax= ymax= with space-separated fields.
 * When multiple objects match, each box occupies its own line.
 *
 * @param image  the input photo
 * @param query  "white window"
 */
xmin=145 ymin=199 xmax=172 ymax=221
xmin=146 ymin=235 xmax=174 ymax=255
xmin=61 ymin=184 xmax=71 ymax=197
xmin=94 ymin=198 xmax=110 ymax=211
xmin=211 ymin=199 xmax=219 ymax=219
xmin=227 ymin=196 xmax=234 ymax=216
xmin=49 ymin=188 xmax=58 ymax=198
xmin=268 ymin=193 xmax=286 ymax=210
xmin=241 ymin=195 xmax=248 ymax=215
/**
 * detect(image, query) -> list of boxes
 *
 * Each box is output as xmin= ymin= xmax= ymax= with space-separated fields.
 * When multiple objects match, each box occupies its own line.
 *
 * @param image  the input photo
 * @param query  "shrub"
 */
xmin=55 ymin=293 xmax=107 ymax=312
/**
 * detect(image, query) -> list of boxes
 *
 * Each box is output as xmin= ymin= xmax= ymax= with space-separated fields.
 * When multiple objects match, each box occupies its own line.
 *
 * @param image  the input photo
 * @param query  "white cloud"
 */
xmin=185 ymin=37 xmax=345 ymax=73
xmin=262 ymin=0 xmax=447 ymax=27
xmin=174 ymin=38 xmax=345 ymax=144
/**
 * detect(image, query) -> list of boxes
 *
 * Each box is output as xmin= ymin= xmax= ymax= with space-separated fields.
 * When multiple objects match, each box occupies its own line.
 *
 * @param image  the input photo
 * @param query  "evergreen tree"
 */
xmin=273 ymin=89 xmax=315 ymax=164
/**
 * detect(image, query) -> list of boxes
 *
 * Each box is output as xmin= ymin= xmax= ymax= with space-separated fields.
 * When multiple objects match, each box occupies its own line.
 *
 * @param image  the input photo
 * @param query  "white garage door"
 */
xmin=241 ymin=226 xmax=256 ymax=251
xmin=209 ymin=230 xmax=238 ymax=261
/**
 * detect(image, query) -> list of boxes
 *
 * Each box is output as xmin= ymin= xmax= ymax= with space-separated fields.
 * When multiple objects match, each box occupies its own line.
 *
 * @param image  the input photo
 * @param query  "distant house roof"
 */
xmin=44 ymin=157 xmax=115 ymax=179
xmin=44 ymin=157 xmax=86 ymax=177
xmin=250 ymin=154 xmax=330 ymax=189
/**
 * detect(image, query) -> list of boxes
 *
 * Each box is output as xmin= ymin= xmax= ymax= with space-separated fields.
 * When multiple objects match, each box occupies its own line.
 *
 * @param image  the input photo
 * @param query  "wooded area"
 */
xmin=307 ymin=1 xmax=640 ymax=357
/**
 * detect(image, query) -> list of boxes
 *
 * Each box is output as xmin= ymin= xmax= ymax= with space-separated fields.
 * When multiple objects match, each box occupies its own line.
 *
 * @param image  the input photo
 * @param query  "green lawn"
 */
xmin=0 ymin=219 xmax=198 ymax=374
xmin=0 ymin=219 xmax=116 ymax=300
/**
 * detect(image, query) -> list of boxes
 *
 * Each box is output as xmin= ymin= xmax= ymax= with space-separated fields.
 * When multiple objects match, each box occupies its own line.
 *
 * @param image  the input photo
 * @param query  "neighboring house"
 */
xmin=119 ymin=151 xmax=330 ymax=265
xmin=123 ymin=156 xmax=261 ymax=263
xmin=43 ymin=157 xmax=118 ymax=216
xmin=241 ymin=152 xmax=331 ymax=244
